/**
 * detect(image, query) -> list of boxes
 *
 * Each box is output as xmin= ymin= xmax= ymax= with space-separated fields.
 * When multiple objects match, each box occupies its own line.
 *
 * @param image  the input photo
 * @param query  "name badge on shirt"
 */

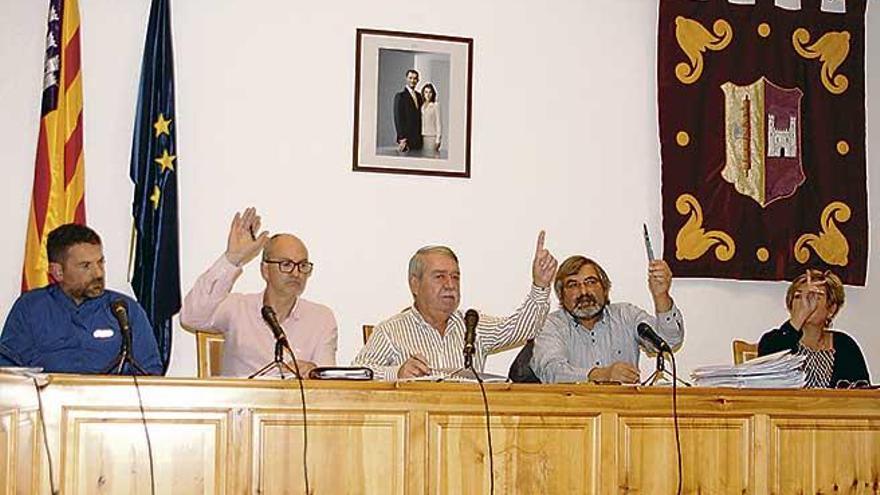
xmin=93 ymin=328 xmax=115 ymax=339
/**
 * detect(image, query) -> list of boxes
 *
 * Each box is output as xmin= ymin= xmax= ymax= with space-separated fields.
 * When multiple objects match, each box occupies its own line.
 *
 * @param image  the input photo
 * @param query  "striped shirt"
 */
xmin=530 ymin=302 xmax=685 ymax=383
xmin=353 ymin=285 xmax=551 ymax=381
xmin=796 ymin=343 xmax=835 ymax=388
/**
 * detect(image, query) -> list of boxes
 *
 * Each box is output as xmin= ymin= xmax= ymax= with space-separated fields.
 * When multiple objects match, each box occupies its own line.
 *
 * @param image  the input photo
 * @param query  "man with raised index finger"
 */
xmin=353 ymin=231 xmax=558 ymax=380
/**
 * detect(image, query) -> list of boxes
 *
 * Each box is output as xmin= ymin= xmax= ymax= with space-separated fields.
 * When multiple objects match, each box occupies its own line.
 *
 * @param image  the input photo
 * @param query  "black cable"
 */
xmin=468 ymin=364 xmax=494 ymax=495
xmin=284 ymin=346 xmax=311 ymax=495
xmin=669 ymin=351 xmax=682 ymax=495
xmin=32 ymin=377 xmax=59 ymax=495
xmin=131 ymin=372 xmax=156 ymax=495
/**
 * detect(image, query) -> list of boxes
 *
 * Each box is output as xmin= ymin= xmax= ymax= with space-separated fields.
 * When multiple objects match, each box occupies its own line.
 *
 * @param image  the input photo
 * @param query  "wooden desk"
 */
xmin=1 ymin=375 xmax=879 ymax=494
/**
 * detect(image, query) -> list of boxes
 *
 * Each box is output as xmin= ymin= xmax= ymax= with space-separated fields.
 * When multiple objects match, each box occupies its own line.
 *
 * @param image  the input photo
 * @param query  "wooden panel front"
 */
xmin=13 ymin=412 xmax=36 ymax=495
xmin=0 ymin=410 xmax=13 ymax=495
xmin=61 ymin=407 xmax=229 ymax=495
xmin=252 ymin=409 xmax=407 ymax=495
xmin=769 ymin=418 xmax=880 ymax=495
xmin=428 ymin=413 xmax=598 ymax=495
xmin=3 ymin=375 xmax=880 ymax=495
xmin=618 ymin=415 xmax=752 ymax=494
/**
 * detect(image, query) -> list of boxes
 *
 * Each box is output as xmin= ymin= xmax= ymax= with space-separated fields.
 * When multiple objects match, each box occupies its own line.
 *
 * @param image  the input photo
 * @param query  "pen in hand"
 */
xmin=412 ymin=354 xmax=432 ymax=373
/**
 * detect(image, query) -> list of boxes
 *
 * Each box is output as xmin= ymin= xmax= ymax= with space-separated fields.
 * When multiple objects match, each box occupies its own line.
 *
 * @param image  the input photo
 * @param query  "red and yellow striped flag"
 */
xmin=22 ymin=0 xmax=87 ymax=291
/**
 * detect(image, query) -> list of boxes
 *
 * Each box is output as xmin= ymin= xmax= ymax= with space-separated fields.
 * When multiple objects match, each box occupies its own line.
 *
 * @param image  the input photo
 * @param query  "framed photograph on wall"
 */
xmin=352 ymin=28 xmax=473 ymax=178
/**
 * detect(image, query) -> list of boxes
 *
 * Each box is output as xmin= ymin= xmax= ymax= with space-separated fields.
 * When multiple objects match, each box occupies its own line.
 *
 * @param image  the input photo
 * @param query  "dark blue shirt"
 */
xmin=0 ymin=284 xmax=163 ymax=375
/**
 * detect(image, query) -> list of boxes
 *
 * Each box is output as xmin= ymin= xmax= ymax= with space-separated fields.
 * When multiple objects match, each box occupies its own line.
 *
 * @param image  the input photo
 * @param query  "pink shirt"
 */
xmin=180 ymin=255 xmax=338 ymax=377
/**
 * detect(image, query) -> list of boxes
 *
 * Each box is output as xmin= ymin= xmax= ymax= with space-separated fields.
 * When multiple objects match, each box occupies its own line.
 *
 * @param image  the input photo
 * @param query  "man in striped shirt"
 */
xmin=353 ymin=232 xmax=558 ymax=380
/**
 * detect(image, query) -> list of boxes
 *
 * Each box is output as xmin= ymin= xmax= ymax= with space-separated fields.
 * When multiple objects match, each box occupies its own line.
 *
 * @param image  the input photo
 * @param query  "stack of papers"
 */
xmin=690 ymin=350 xmax=805 ymax=388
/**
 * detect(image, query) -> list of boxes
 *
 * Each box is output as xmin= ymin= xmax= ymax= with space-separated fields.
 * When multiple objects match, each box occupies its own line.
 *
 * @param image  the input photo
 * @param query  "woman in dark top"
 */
xmin=758 ymin=269 xmax=870 ymax=388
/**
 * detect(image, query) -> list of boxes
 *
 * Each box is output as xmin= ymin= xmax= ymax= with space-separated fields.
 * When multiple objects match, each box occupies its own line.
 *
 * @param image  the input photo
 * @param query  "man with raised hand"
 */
xmin=180 ymin=208 xmax=337 ymax=377
xmin=354 ymin=231 xmax=557 ymax=380
xmin=530 ymin=256 xmax=684 ymax=384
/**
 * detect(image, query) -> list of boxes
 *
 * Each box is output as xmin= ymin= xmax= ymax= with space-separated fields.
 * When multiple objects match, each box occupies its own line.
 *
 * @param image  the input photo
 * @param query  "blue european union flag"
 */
xmin=129 ymin=0 xmax=180 ymax=372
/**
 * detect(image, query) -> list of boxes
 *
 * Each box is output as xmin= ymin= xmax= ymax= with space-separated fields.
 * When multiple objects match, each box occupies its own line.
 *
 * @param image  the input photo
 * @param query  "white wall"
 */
xmin=0 ymin=0 xmax=876 ymax=380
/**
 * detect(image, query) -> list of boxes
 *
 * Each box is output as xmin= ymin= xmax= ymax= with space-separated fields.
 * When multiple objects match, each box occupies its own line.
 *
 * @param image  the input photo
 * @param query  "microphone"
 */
xmin=110 ymin=299 xmax=132 ymax=352
xmin=637 ymin=322 xmax=671 ymax=353
xmin=463 ymin=309 xmax=479 ymax=369
xmin=261 ymin=305 xmax=290 ymax=348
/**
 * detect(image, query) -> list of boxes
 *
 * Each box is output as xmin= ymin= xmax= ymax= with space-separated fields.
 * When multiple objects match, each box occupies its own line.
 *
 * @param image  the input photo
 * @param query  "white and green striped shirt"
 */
xmin=353 ymin=285 xmax=551 ymax=381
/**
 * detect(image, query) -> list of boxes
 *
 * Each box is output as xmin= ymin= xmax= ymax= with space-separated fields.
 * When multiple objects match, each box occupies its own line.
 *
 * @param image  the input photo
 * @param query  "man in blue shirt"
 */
xmin=0 ymin=224 xmax=163 ymax=375
xmin=530 ymin=255 xmax=684 ymax=384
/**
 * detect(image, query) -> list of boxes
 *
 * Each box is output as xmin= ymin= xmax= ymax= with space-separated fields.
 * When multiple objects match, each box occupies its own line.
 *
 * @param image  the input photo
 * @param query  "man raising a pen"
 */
xmin=530 ymin=256 xmax=684 ymax=384
xmin=180 ymin=208 xmax=338 ymax=377
xmin=352 ymin=232 xmax=558 ymax=380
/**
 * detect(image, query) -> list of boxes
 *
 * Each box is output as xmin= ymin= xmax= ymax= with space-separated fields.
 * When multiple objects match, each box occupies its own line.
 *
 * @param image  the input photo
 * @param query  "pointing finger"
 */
xmin=536 ymin=230 xmax=546 ymax=254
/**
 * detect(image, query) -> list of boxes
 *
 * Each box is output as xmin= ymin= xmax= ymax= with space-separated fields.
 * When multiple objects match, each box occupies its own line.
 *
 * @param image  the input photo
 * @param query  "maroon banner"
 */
xmin=658 ymin=0 xmax=867 ymax=285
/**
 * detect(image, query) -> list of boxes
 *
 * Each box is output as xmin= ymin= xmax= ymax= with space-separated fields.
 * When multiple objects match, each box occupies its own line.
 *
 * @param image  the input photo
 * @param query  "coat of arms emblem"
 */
xmin=720 ymin=78 xmax=804 ymax=207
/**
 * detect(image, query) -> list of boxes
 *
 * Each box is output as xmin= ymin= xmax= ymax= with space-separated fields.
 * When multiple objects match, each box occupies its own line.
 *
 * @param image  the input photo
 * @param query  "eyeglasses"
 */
xmin=262 ymin=258 xmax=314 ymax=274
xmin=835 ymin=379 xmax=870 ymax=389
xmin=564 ymin=277 xmax=603 ymax=291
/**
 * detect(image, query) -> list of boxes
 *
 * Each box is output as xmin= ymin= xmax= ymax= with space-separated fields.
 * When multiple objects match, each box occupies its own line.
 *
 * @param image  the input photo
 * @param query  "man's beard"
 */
xmin=74 ymin=278 xmax=105 ymax=300
xmin=569 ymin=294 xmax=605 ymax=320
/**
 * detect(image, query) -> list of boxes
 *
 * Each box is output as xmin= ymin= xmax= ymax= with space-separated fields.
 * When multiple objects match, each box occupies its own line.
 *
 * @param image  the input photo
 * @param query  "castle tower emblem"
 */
xmin=720 ymin=78 xmax=804 ymax=207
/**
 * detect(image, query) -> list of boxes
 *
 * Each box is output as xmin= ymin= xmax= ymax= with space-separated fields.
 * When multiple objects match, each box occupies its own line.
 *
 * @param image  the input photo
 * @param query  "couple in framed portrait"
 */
xmin=393 ymin=69 xmax=442 ymax=157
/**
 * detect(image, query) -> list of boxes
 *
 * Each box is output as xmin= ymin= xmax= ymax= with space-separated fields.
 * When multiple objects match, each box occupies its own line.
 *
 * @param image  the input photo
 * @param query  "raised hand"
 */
xmin=531 ymin=230 xmax=558 ymax=288
xmin=790 ymin=271 xmax=823 ymax=329
xmin=647 ymin=259 xmax=673 ymax=312
xmin=224 ymin=207 xmax=269 ymax=267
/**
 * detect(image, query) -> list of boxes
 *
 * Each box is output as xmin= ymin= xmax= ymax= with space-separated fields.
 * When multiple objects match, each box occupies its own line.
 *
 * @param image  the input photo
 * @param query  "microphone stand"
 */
xmin=641 ymin=351 xmax=691 ymax=387
xmin=103 ymin=330 xmax=148 ymax=376
xmin=451 ymin=309 xmax=481 ymax=381
xmin=450 ymin=358 xmax=480 ymax=381
xmin=249 ymin=338 xmax=298 ymax=379
xmin=251 ymin=305 xmax=311 ymax=494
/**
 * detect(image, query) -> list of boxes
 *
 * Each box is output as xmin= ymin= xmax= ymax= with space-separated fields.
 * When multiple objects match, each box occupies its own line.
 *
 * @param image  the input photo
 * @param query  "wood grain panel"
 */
xmin=428 ymin=413 xmax=598 ymax=495
xmin=252 ymin=409 xmax=407 ymax=495
xmin=61 ymin=408 xmax=229 ymax=495
xmin=770 ymin=418 xmax=880 ymax=495
xmin=0 ymin=410 xmax=13 ymax=495
xmin=15 ymin=412 xmax=36 ymax=495
xmin=618 ymin=415 xmax=752 ymax=494
xmin=3 ymin=375 xmax=879 ymax=495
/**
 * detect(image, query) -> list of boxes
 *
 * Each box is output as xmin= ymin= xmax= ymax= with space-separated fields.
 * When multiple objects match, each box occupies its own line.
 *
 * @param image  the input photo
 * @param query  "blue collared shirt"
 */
xmin=0 ymin=284 xmax=163 ymax=375
xmin=530 ymin=302 xmax=685 ymax=383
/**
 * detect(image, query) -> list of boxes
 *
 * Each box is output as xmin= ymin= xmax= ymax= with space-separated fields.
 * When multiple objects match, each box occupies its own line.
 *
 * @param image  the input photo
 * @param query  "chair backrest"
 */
xmin=732 ymin=339 xmax=758 ymax=365
xmin=362 ymin=325 xmax=374 ymax=344
xmin=182 ymin=325 xmax=225 ymax=378
xmin=362 ymin=307 xmax=409 ymax=344
xmin=508 ymin=339 xmax=541 ymax=383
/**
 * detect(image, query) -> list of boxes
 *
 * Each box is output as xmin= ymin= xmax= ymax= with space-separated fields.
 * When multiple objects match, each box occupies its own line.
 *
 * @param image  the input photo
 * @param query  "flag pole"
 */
xmin=127 ymin=220 xmax=136 ymax=283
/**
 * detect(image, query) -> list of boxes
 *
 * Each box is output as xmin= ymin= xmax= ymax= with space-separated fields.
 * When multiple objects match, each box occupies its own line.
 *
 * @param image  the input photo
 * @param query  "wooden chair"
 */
xmin=732 ymin=339 xmax=758 ymax=365
xmin=362 ymin=325 xmax=374 ymax=344
xmin=362 ymin=307 xmax=408 ymax=344
xmin=182 ymin=326 xmax=225 ymax=378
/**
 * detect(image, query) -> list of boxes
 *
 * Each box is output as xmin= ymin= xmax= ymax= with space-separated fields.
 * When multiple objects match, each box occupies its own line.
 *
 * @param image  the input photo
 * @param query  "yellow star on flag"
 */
xmin=149 ymin=185 xmax=161 ymax=209
xmin=154 ymin=149 xmax=176 ymax=172
xmin=153 ymin=113 xmax=172 ymax=138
